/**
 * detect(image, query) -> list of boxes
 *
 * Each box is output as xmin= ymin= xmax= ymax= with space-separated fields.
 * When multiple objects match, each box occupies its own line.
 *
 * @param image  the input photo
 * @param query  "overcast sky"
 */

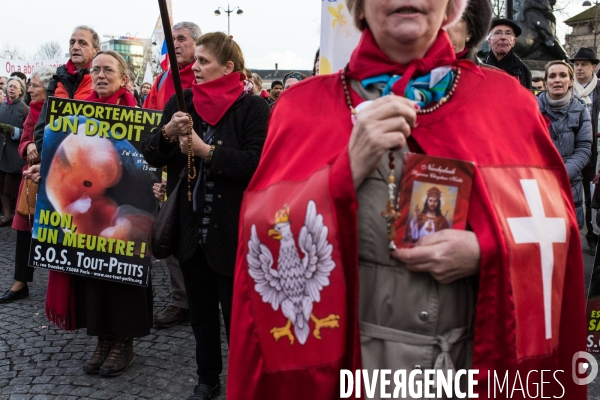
xmin=0 ymin=0 xmax=321 ymax=70
xmin=0 ymin=0 xmax=594 ymax=70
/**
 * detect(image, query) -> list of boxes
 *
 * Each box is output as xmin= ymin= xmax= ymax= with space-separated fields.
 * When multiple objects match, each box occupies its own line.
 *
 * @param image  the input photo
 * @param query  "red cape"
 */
xmin=142 ymin=63 xmax=195 ymax=111
xmin=228 ymin=42 xmax=586 ymax=400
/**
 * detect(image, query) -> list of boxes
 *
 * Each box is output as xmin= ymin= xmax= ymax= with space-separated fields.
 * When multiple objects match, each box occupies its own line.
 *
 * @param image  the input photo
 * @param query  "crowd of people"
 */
xmin=0 ymin=0 xmax=593 ymax=398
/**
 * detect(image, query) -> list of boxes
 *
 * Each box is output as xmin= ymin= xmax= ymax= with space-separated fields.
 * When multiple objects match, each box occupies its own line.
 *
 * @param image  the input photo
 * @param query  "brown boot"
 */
xmin=99 ymin=337 xmax=134 ymax=377
xmin=83 ymin=334 xmax=116 ymax=374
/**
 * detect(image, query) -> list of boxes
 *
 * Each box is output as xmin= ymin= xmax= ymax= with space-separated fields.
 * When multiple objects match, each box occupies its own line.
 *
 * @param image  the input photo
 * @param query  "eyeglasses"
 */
xmin=28 ymin=83 xmax=42 ymax=89
xmin=90 ymin=67 xmax=119 ymax=76
xmin=492 ymin=30 xmax=514 ymax=38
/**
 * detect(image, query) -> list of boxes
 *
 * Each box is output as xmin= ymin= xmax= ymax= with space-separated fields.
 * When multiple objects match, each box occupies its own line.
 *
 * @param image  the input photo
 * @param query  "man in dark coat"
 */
xmin=571 ymin=47 xmax=600 ymax=254
xmin=484 ymin=19 xmax=532 ymax=89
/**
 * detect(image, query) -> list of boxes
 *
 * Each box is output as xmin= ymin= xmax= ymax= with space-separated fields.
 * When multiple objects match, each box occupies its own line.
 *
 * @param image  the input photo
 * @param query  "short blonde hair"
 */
xmin=544 ymin=60 xmax=574 ymax=83
xmin=252 ymin=74 xmax=263 ymax=91
xmin=6 ymin=77 xmax=26 ymax=100
xmin=92 ymin=50 xmax=129 ymax=82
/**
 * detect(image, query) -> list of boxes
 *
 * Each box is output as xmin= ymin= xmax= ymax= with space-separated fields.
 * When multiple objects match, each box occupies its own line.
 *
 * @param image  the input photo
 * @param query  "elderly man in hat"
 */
xmin=484 ymin=19 xmax=532 ymax=89
xmin=572 ymin=47 xmax=600 ymax=254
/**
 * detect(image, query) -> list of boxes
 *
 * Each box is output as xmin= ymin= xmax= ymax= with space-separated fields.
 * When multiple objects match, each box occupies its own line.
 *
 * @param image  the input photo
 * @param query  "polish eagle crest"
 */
xmin=247 ymin=200 xmax=340 ymax=345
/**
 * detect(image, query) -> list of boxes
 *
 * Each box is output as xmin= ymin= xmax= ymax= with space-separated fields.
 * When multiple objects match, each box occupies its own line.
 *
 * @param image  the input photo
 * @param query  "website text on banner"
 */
xmin=29 ymin=97 xmax=162 ymax=287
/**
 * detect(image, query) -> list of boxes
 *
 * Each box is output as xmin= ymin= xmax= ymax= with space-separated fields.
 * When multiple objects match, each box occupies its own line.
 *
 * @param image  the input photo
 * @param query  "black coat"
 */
xmin=484 ymin=50 xmax=532 ymax=89
xmin=33 ymin=64 xmax=91 ymax=154
xmin=587 ymin=83 xmax=600 ymax=167
xmin=0 ymin=98 xmax=28 ymax=174
xmin=141 ymin=89 xmax=269 ymax=276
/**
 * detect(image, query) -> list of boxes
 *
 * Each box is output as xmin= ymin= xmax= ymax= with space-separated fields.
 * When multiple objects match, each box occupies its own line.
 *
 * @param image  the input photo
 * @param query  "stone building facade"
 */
xmin=564 ymin=5 xmax=600 ymax=57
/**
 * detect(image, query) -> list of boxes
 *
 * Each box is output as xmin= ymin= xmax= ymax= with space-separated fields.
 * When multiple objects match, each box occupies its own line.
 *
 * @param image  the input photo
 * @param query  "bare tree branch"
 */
xmin=0 ymin=43 xmax=26 ymax=59
xmin=491 ymin=0 xmax=507 ymax=20
xmin=34 ymin=41 xmax=63 ymax=59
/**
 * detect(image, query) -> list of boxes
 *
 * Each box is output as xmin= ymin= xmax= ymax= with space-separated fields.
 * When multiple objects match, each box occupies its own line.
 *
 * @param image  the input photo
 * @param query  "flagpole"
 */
xmin=158 ymin=0 xmax=186 ymax=112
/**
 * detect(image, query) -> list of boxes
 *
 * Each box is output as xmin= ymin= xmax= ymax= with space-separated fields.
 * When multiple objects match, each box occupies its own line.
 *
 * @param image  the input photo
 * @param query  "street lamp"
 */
xmin=214 ymin=4 xmax=243 ymax=35
xmin=583 ymin=0 xmax=600 ymax=52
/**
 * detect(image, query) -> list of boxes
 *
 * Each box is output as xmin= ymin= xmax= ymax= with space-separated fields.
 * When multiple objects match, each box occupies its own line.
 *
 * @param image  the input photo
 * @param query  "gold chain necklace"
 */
xmin=340 ymin=65 xmax=461 ymax=249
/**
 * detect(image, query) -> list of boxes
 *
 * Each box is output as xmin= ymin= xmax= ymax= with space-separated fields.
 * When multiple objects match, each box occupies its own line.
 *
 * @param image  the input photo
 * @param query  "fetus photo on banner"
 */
xmin=28 ymin=97 xmax=162 ymax=286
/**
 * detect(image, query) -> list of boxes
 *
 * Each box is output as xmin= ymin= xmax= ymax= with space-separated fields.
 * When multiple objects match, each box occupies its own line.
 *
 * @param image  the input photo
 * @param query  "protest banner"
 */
xmin=28 ymin=98 xmax=163 ymax=287
xmin=587 ymin=245 xmax=600 ymax=353
xmin=0 ymin=58 xmax=69 ymax=78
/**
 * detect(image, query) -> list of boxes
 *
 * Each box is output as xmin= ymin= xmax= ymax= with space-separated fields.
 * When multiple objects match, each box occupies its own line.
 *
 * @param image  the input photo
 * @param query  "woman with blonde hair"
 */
xmin=538 ymin=60 xmax=592 ymax=228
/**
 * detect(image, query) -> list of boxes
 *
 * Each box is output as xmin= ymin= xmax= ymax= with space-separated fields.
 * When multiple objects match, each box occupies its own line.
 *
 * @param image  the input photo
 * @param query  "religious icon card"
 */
xmin=394 ymin=152 xmax=475 ymax=248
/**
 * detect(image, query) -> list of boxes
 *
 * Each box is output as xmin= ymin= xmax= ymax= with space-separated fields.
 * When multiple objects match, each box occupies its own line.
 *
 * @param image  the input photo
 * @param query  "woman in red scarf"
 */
xmin=227 ymin=1 xmax=587 ymax=399
xmin=141 ymin=32 xmax=268 ymax=400
xmin=0 ymin=66 xmax=55 ymax=303
xmin=80 ymin=51 xmax=148 ymax=378
xmin=44 ymin=50 xmax=149 ymax=379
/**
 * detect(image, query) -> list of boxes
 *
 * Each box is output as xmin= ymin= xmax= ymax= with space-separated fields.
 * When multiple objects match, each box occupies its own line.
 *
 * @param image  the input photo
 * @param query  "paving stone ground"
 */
xmin=1 ymin=226 xmax=600 ymax=399
xmin=0 ymin=228 xmax=227 ymax=400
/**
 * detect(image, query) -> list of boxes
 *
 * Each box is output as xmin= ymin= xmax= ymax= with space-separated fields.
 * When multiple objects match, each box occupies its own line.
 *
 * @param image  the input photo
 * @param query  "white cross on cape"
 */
xmin=506 ymin=179 xmax=567 ymax=340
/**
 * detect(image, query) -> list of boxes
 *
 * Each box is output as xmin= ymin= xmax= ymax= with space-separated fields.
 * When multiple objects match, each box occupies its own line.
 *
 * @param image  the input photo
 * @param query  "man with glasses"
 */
xmin=484 ymin=19 xmax=532 ymax=89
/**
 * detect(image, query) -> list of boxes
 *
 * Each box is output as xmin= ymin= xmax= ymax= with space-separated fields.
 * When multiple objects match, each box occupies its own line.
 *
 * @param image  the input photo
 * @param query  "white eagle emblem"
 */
xmin=247 ymin=200 xmax=340 ymax=345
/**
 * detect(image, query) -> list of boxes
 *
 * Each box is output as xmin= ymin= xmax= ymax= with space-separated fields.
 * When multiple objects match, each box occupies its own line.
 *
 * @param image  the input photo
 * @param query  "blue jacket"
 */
xmin=538 ymin=92 xmax=592 ymax=228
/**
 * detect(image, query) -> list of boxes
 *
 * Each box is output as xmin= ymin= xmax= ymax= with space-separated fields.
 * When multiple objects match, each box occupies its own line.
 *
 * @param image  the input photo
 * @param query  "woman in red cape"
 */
xmin=45 ymin=50 xmax=151 ymax=378
xmin=228 ymin=0 xmax=587 ymax=399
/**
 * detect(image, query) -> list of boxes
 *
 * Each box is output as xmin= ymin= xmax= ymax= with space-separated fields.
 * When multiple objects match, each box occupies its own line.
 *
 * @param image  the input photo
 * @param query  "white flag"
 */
xmin=143 ymin=62 xmax=154 ymax=85
xmin=319 ymin=0 xmax=361 ymax=75
xmin=152 ymin=0 xmax=174 ymax=70
xmin=152 ymin=0 xmax=173 ymax=45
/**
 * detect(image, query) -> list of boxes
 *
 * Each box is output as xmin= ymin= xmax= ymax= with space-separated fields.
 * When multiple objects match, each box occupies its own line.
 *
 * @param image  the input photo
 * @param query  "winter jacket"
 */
xmin=33 ymin=64 xmax=93 ymax=154
xmin=485 ymin=50 xmax=533 ymax=89
xmin=141 ymin=89 xmax=269 ymax=275
xmin=0 ymin=98 xmax=28 ymax=174
xmin=583 ymin=82 xmax=600 ymax=168
xmin=538 ymin=93 xmax=592 ymax=227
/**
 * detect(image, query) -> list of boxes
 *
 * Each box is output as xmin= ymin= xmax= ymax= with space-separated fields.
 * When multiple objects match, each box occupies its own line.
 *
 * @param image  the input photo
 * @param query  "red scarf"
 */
xmin=85 ymin=87 xmax=138 ymax=107
xmin=21 ymin=100 xmax=43 ymax=151
xmin=455 ymin=48 xmax=469 ymax=59
xmin=192 ymin=72 xmax=244 ymax=125
xmin=46 ymin=272 xmax=77 ymax=331
xmin=64 ymin=59 xmax=79 ymax=75
xmin=163 ymin=62 xmax=196 ymax=108
xmin=347 ymin=28 xmax=480 ymax=96
xmin=64 ymin=59 xmax=92 ymax=75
